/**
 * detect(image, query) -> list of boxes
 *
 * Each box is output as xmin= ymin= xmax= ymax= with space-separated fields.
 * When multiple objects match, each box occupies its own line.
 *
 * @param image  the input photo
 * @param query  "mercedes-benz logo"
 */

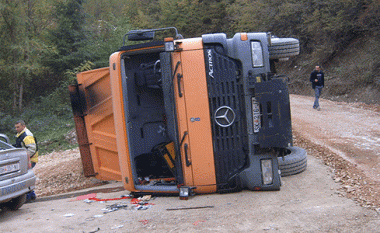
xmin=214 ymin=106 xmax=236 ymax=127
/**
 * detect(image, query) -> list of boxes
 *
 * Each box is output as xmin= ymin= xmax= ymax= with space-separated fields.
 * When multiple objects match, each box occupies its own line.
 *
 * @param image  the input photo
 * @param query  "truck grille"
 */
xmin=204 ymin=49 xmax=247 ymax=191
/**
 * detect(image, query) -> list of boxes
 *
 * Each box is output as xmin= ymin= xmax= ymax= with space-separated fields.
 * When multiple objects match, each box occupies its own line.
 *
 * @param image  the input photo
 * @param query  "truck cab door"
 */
xmin=171 ymin=39 xmax=217 ymax=193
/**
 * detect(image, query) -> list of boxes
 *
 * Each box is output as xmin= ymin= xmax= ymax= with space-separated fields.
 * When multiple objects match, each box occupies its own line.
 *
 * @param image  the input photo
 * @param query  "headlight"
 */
xmin=165 ymin=37 xmax=175 ymax=52
xmin=179 ymin=186 xmax=190 ymax=200
xmin=261 ymin=159 xmax=273 ymax=185
xmin=251 ymin=41 xmax=264 ymax=67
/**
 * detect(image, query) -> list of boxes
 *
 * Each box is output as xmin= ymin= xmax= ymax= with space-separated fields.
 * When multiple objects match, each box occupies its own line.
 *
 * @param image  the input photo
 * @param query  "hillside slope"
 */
xmin=277 ymin=37 xmax=380 ymax=105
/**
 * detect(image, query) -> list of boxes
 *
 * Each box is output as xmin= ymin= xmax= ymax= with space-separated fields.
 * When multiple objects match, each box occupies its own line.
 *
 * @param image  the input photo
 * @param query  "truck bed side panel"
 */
xmin=76 ymin=68 xmax=122 ymax=181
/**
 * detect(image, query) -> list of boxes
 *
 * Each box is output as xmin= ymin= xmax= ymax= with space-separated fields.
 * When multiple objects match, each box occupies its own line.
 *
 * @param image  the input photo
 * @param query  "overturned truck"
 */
xmin=70 ymin=27 xmax=306 ymax=198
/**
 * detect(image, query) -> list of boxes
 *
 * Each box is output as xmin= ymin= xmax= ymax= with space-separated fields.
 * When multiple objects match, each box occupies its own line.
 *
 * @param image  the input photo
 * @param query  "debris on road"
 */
xmin=134 ymin=204 xmax=152 ymax=210
xmin=130 ymin=195 xmax=155 ymax=210
xmin=88 ymin=196 xmax=131 ymax=202
xmin=71 ymin=193 xmax=97 ymax=201
xmin=111 ymin=225 xmax=124 ymax=230
xmin=139 ymin=220 xmax=149 ymax=225
xmin=193 ymin=220 xmax=206 ymax=226
xmin=139 ymin=195 xmax=152 ymax=201
xmin=166 ymin=206 xmax=214 ymax=211
xmin=88 ymin=227 xmax=100 ymax=233
xmin=102 ymin=203 xmax=128 ymax=213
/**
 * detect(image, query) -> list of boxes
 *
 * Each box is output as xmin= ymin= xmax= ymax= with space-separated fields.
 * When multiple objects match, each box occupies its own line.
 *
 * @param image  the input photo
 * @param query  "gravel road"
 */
xmin=1 ymin=94 xmax=380 ymax=232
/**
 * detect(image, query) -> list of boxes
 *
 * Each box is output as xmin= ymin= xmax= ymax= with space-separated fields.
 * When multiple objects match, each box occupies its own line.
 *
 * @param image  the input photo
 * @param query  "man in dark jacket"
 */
xmin=310 ymin=66 xmax=324 ymax=110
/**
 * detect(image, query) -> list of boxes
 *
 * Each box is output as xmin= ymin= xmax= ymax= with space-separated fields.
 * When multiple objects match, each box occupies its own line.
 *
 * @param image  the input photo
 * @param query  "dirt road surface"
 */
xmin=292 ymin=94 xmax=380 ymax=179
xmin=1 ymin=94 xmax=380 ymax=232
xmin=291 ymin=95 xmax=380 ymax=208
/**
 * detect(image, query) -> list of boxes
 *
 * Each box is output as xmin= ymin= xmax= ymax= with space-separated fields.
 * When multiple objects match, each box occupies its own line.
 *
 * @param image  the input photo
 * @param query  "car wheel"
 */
xmin=278 ymin=146 xmax=307 ymax=177
xmin=269 ymin=38 xmax=300 ymax=60
xmin=5 ymin=193 xmax=27 ymax=211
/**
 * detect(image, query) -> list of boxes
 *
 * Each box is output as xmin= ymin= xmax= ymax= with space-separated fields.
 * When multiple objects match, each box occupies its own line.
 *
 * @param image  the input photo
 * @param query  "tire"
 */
xmin=5 ymin=194 xmax=26 ymax=211
xmin=269 ymin=38 xmax=300 ymax=60
xmin=278 ymin=146 xmax=307 ymax=177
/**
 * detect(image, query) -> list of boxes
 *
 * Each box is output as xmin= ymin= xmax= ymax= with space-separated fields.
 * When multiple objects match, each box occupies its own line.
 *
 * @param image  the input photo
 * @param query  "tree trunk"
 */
xmin=13 ymin=88 xmax=17 ymax=112
xmin=12 ymin=58 xmax=18 ymax=112
xmin=18 ymin=77 xmax=23 ymax=111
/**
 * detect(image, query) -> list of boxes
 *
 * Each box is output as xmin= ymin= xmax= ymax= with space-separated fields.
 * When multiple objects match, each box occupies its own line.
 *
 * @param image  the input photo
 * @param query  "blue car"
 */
xmin=0 ymin=134 xmax=36 ymax=211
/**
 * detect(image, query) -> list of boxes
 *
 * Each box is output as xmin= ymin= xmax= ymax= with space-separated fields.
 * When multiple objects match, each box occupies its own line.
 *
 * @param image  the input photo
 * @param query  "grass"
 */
xmin=33 ymin=118 xmax=77 ymax=155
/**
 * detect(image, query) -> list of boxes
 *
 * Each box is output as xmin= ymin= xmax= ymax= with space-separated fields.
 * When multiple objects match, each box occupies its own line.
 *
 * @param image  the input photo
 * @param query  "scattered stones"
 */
xmin=33 ymin=148 xmax=106 ymax=197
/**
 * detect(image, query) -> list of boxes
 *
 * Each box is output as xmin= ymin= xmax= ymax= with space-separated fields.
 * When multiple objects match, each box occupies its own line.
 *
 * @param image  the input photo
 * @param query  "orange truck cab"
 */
xmin=69 ymin=27 xmax=303 ymax=197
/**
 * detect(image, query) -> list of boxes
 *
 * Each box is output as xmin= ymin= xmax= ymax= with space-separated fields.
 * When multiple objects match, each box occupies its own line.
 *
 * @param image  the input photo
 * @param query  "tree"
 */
xmin=43 ymin=0 xmax=88 ymax=76
xmin=82 ymin=0 xmax=133 ymax=67
xmin=158 ymin=0 xmax=230 ymax=38
xmin=0 ymin=0 xmax=50 ymax=112
xmin=123 ymin=0 xmax=161 ymax=29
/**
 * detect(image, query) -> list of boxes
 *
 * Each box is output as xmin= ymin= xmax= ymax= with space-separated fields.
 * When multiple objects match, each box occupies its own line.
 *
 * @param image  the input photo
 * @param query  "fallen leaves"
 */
xmin=293 ymin=130 xmax=380 ymax=210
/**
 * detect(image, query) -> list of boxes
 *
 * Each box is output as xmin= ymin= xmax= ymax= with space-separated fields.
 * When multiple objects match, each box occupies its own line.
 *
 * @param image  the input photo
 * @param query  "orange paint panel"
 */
xmin=94 ymin=147 xmax=121 ymax=180
xmin=176 ymin=38 xmax=203 ymax=51
xmin=85 ymin=98 xmax=113 ymax=122
xmin=174 ymin=38 xmax=217 ymax=192
xmin=77 ymin=68 xmax=109 ymax=86
xmin=91 ymin=114 xmax=116 ymax=136
xmin=180 ymin=49 xmax=217 ymax=189
xmin=193 ymin=185 xmax=218 ymax=194
xmin=172 ymin=52 xmax=194 ymax=186
xmin=78 ymin=68 xmax=111 ymax=110
xmin=241 ymin=33 xmax=248 ymax=41
xmin=98 ymin=166 xmax=121 ymax=180
xmin=76 ymin=67 xmax=122 ymax=181
xmin=109 ymin=52 xmax=135 ymax=191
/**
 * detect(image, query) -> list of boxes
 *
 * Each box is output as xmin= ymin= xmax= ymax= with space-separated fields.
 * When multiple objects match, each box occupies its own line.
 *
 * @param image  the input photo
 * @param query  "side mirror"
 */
xmin=0 ymin=133 xmax=10 ymax=144
xmin=127 ymin=30 xmax=155 ymax=41
xmin=122 ymin=27 xmax=180 ymax=46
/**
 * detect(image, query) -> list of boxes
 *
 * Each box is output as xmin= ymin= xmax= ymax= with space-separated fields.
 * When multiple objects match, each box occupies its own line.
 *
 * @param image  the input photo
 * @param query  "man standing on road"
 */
xmin=14 ymin=120 xmax=38 ymax=201
xmin=310 ymin=65 xmax=325 ymax=110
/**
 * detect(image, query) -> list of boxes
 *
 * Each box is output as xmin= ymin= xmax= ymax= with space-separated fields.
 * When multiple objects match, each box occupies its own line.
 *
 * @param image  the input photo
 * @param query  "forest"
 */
xmin=0 ymin=0 xmax=379 ymax=152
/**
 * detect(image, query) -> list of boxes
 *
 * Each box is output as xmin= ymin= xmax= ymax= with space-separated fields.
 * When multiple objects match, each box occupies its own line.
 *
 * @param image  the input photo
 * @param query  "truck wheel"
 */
xmin=269 ymin=38 xmax=300 ymax=60
xmin=278 ymin=146 xmax=307 ymax=177
xmin=5 ymin=194 xmax=26 ymax=211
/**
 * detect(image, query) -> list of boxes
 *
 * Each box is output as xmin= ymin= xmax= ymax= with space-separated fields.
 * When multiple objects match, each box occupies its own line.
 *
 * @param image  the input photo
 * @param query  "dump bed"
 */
xmin=70 ymin=68 xmax=121 ymax=181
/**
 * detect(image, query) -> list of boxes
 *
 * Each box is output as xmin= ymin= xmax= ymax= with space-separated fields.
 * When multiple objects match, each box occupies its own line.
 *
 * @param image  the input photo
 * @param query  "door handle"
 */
xmin=177 ymin=73 xmax=183 ymax=97
xmin=180 ymin=131 xmax=188 ymax=147
xmin=184 ymin=143 xmax=191 ymax=167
